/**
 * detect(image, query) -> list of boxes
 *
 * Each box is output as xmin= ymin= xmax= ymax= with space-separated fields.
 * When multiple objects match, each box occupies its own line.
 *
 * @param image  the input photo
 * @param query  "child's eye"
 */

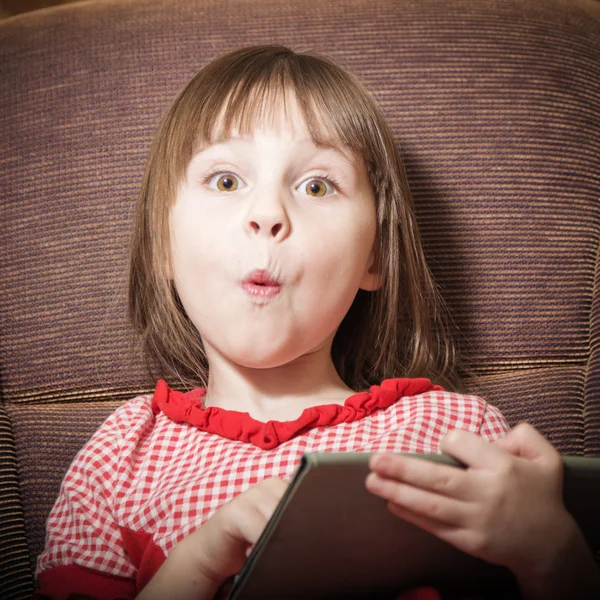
xmin=206 ymin=172 xmax=244 ymax=192
xmin=297 ymin=177 xmax=335 ymax=198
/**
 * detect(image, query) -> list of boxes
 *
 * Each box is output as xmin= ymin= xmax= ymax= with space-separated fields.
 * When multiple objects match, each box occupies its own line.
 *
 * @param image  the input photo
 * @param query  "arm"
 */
xmin=35 ymin=404 xmax=139 ymax=598
xmin=491 ymin=424 xmax=600 ymax=599
xmin=135 ymin=537 xmax=221 ymax=600
xmin=511 ymin=512 xmax=600 ymax=600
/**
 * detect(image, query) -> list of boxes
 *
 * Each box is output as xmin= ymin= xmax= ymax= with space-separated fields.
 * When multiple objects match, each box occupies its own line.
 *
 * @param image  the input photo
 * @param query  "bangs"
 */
xmin=173 ymin=46 xmax=379 ymax=170
xmin=199 ymin=83 xmax=339 ymax=149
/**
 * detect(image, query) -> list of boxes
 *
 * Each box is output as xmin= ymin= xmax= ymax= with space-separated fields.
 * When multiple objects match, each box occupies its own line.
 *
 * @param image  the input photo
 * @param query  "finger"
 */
xmin=491 ymin=422 xmax=560 ymax=464
xmin=227 ymin=501 xmax=270 ymax=547
xmin=369 ymin=453 xmax=470 ymax=500
xmin=252 ymin=478 xmax=288 ymax=522
xmin=385 ymin=502 xmax=481 ymax=559
xmin=365 ymin=472 xmax=469 ymax=526
xmin=491 ymin=432 xmax=520 ymax=455
xmin=386 ymin=500 xmax=454 ymax=535
xmin=440 ymin=428 xmax=513 ymax=471
xmin=261 ymin=476 xmax=290 ymax=499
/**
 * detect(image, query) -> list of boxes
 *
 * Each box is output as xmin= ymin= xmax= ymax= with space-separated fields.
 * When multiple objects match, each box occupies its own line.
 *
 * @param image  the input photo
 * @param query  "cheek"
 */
xmin=172 ymin=238 xmax=230 ymax=305
xmin=171 ymin=205 xmax=230 ymax=269
xmin=170 ymin=223 xmax=220 ymax=312
xmin=299 ymin=229 xmax=374 ymax=311
xmin=311 ymin=209 xmax=376 ymax=275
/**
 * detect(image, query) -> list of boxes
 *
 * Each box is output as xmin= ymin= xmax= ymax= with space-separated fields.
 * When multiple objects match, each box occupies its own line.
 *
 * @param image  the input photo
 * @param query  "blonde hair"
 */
xmin=128 ymin=45 xmax=462 ymax=392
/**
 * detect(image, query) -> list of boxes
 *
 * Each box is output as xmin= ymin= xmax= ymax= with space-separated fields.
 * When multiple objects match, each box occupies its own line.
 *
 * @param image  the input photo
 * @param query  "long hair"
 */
xmin=128 ymin=45 xmax=462 ymax=391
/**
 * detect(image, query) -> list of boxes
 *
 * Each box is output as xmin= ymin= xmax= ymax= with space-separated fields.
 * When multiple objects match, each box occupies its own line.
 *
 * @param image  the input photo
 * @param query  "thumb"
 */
xmin=492 ymin=422 xmax=554 ymax=462
xmin=492 ymin=431 xmax=521 ymax=455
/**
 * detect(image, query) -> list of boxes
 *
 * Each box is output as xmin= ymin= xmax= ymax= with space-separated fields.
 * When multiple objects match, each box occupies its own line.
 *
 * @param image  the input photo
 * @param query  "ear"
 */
xmin=359 ymin=248 xmax=383 ymax=291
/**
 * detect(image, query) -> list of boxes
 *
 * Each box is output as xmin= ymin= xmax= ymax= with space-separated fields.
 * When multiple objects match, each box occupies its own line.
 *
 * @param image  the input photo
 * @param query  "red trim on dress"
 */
xmin=151 ymin=378 xmax=444 ymax=450
xmin=35 ymin=563 xmax=136 ymax=599
xmin=34 ymin=528 xmax=167 ymax=599
xmin=120 ymin=526 xmax=167 ymax=592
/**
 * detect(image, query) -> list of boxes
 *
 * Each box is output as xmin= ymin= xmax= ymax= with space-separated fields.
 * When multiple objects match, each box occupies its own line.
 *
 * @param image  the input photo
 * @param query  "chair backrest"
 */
xmin=1 ymin=0 xmax=600 ymax=596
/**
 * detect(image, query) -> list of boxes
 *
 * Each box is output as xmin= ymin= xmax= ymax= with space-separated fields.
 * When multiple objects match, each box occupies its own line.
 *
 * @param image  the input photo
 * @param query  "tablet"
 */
xmin=227 ymin=453 xmax=600 ymax=599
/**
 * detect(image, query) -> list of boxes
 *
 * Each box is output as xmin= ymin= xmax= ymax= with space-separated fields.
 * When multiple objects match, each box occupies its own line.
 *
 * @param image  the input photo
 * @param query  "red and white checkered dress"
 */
xmin=35 ymin=377 xmax=510 ymax=599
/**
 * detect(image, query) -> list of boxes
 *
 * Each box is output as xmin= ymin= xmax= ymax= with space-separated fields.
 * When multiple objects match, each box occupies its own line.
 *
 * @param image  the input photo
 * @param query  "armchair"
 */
xmin=1 ymin=0 xmax=599 ymax=596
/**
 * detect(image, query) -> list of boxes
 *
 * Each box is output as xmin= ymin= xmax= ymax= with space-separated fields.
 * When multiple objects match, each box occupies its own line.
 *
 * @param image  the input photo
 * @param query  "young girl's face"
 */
xmin=169 ymin=94 xmax=380 ymax=371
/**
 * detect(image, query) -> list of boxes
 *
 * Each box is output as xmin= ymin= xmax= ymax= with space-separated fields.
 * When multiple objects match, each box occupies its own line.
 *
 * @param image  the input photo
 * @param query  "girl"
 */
xmin=35 ymin=45 xmax=600 ymax=600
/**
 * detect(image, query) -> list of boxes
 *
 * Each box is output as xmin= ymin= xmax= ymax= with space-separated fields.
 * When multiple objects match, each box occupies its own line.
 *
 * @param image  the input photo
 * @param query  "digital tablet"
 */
xmin=227 ymin=452 xmax=600 ymax=600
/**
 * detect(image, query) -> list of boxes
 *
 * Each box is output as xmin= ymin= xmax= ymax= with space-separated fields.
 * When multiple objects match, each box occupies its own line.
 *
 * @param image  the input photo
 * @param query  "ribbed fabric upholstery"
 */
xmin=0 ymin=408 xmax=32 ymax=597
xmin=1 ymin=0 xmax=599 ymax=596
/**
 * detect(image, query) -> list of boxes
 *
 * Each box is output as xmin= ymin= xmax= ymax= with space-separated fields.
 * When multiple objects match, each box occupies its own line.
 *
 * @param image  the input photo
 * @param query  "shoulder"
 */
xmin=428 ymin=388 xmax=511 ymax=440
xmin=397 ymin=386 xmax=493 ymax=427
xmin=380 ymin=378 xmax=488 ymax=417
xmin=378 ymin=382 xmax=510 ymax=450
xmin=414 ymin=386 xmax=509 ymax=429
xmin=84 ymin=391 xmax=155 ymax=442
xmin=108 ymin=392 xmax=156 ymax=437
xmin=64 ymin=391 xmax=157 ymax=477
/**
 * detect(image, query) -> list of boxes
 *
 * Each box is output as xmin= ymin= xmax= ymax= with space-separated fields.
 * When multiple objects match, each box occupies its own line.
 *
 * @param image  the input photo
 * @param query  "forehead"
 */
xmin=193 ymin=91 xmax=358 ymax=165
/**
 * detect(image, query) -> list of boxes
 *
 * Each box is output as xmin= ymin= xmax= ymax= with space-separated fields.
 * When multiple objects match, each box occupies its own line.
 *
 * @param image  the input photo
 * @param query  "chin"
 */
xmin=232 ymin=351 xmax=300 ymax=370
xmin=225 ymin=339 xmax=310 ymax=370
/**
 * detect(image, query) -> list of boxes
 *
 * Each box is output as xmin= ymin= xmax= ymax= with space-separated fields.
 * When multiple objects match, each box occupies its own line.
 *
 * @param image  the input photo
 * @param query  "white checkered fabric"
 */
xmin=37 ymin=383 xmax=510 ymax=580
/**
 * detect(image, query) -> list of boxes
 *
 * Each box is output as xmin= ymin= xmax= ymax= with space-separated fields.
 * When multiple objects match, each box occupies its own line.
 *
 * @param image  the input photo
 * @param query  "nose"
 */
xmin=246 ymin=189 xmax=291 ymax=241
xmin=249 ymin=220 xmax=286 ymax=237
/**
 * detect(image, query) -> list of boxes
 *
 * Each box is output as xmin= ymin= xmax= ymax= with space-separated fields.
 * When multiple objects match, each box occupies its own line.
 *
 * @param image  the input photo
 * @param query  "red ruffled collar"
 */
xmin=151 ymin=378 xmax=443 ymax=450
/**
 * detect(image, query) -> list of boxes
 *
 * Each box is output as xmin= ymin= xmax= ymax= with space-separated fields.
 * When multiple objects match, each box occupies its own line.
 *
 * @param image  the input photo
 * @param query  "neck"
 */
xmin=203 ymin=341 xmax=356 ymax=422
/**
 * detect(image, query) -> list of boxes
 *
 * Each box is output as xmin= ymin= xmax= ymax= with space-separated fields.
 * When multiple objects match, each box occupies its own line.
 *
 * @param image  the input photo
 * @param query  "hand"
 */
xmin=184 ymin=477 xmax=289 ymax=586
xmin=365 ymin=423 xmax=576 ymax=578
xmin=138 ymin=477 xmax=289 ymax=600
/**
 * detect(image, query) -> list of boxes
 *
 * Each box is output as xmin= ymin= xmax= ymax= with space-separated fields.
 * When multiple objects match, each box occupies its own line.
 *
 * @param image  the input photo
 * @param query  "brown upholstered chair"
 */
xmin=1 ymin=0 xmax=600 ymax=597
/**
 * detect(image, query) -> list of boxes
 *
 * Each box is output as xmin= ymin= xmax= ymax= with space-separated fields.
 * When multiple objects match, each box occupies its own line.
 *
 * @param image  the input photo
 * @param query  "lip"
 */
xmin=241 ymin=269 xmax=282 ymax=299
